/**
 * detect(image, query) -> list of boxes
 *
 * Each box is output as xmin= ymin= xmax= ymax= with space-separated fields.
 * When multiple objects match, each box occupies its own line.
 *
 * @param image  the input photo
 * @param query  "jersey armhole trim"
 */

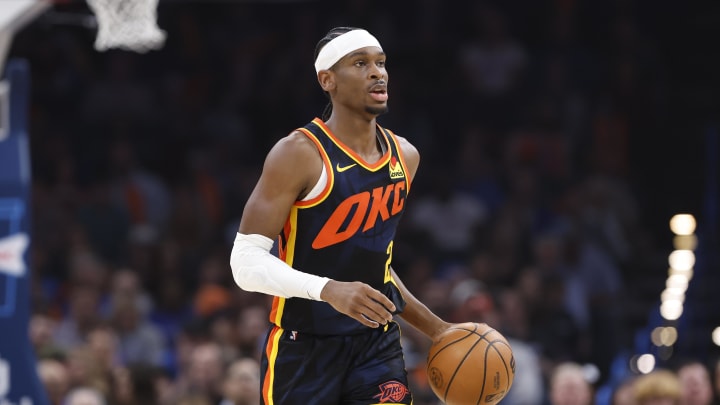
xmin=295 ymin=127 xmax=333 ymax=207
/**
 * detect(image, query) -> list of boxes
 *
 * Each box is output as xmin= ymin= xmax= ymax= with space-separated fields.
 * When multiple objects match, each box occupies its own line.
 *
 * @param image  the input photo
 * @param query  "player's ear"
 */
xmin=317 ymin=70 xmax=335 ymax=92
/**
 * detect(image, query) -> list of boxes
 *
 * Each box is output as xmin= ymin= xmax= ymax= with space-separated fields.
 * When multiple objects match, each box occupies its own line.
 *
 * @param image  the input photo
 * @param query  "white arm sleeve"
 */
xmin=230 ymin=232 xmax=330 ymax=301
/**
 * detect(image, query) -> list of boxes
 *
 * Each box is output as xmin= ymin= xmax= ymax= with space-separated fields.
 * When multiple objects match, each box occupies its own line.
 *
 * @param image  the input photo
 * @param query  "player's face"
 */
xmin=332 ymin=46 xmax=389 ymax=116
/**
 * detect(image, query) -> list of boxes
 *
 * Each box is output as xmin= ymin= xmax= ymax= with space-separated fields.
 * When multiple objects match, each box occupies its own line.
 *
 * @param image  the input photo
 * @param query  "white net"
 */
xmin=85 ymin=0 xmax=166 ymax=53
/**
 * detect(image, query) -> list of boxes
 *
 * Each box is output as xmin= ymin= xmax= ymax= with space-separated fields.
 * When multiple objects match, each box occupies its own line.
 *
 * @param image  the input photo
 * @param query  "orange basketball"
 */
xmin=426 ymin=322 xmax=515 ymax=405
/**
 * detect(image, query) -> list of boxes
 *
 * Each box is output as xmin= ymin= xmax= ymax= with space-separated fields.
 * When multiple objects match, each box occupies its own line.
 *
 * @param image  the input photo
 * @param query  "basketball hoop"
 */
xmin=85 ymin=0 xmax=166 ymax=53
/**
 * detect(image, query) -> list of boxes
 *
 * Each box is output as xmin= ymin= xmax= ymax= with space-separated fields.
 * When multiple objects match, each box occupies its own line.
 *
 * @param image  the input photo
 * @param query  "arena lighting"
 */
xmin=651 ymin=327 xmax=678 ymax=347
xmin=668 ymin=250 xmax=696 ymax=271
xmin=673 ymin=234 xmax=698 ymax=250
xmin=668 ymin=267 xmax=693 ymax=280
xmin=669 ymin=214 xmax=697 ymax=235
xmin=660 ymin=327 xmax=678 ymax=346
xmin=666 ymin=274 xmax=689 ymax=290
xmin=660 ymin=300 xmax=683 ymax=321
xmin=712 ymin=327 xmax=720 ymax=346
xmin=660 ymin=289 xmax=685 ymax=303
xmin=637 ymin=354 xmax=656 ymax=374
xmin=651 ymin=327 xmax=663 ymax=346
xmin=659 ymin=214 xmax=697 ymax=323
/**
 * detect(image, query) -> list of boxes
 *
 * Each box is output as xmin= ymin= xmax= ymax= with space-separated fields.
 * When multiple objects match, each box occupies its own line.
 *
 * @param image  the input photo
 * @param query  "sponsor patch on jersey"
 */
xmin=373 ymin=380 xmax=409 ymax=403
xmin=388 ymin=156 xmax=404 ymax=179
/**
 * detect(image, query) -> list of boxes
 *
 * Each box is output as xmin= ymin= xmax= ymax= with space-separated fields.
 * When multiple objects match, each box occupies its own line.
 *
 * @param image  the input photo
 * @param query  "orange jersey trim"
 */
xmin=295 ymin=127 xmax=334 ymax=208
xmin=263 ymin=325 xmax=283 ymax=405
xmin=311 ymin=118 xmax=391 ymax=171
xmin=269 ymin=206 xmax=298 ymax=326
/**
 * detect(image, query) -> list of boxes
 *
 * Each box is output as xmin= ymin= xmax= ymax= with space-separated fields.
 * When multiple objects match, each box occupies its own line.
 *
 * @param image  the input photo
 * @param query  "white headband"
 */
xmin=314 ymin=29 xmax=382 ymax=73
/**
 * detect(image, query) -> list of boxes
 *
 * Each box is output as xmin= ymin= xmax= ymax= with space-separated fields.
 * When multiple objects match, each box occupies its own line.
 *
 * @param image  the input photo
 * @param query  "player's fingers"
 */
xmin=359 ymin=313 xmax=380 ymax=328
xmin=364 ymin=300 xmax=393 ymax=325
xmin=366 ymin=289 xmax=396 ymax=313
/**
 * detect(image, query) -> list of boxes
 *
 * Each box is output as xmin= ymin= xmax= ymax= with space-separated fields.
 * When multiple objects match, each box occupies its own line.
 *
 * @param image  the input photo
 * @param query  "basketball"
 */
xmin=426 ymin=322 xmax=515 ymax=405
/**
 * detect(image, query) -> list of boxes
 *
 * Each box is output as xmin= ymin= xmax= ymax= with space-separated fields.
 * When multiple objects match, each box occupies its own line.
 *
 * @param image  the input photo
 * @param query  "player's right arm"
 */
xmin=231 ymin=132 xmax=394 ymax=328
xmin=238 ymin=131 xmax=317 ymax=237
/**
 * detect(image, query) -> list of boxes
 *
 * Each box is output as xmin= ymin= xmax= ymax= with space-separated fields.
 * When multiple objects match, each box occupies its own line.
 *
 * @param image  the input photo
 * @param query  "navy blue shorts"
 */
xmin=261 ymin=321 xmax=412 ymax=405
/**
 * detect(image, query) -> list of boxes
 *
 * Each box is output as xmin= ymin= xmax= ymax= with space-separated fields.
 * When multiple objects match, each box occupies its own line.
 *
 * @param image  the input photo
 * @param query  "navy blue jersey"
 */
xmin=270 ymin=118 xmax=410 ymax=335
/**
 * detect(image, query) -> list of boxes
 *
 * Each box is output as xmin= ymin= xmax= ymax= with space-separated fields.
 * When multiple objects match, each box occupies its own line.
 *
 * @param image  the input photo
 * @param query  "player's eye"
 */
xmin=376 ymin=60 xmax=386 ymax=68
xmin=354 ymin=60 xmax=366 ymax=67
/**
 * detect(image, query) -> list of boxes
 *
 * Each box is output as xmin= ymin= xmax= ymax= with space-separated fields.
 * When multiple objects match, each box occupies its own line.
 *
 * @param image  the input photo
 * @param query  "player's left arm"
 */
xmin=392 ymin=268 xmax=450 ymax=341
xmin=394 ymin=134 xmax=419 ymax=181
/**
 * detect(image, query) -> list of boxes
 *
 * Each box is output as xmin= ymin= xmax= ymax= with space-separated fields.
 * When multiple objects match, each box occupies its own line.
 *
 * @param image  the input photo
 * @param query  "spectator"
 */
xmin=457 ymin=4 xmax=528 ymax=108
xmin=714 ymin=358 xmax=720 ymax=405
xmin=549 ymin=362 xmax=595 ymax=405
xmin=496 ymin=288 xmax=545 ymax=405
xmin=37 ymin=358 xmax=70 ymax=405
xmin=234 ymin=305 xmax=269 ymax=360
xmin=634 ymin=369 xmax=681 ymax=405
xmin=610 ymin=376 xmax=638 ymax=405
xmin=102 ymin=268 xmax=154 ymax=318
xmin=53 ymin=284 xmax=103 ymax=352
xmin=175 ymin=395 xmax=214 ymax=405
xmin=148 ymin=275 xmax=194 ymax=356
xmin=65 ymin=346 xmax=110 ymax=397
xmin=109 ymin=294 xmax=166 ymax=367
xmin=407 ymin=172 xmax=488 ymax=266
xmin=220 ymin=357 xmax=261 ymax=405
xmin=30 ymin=312 xmax=60 ymax=357
xmin=171 ymin=341 xmax=226 ymax=404
xmin=676 ymin=360 xmax=714 ymax=405
xmin=107 ymin=137 xmax=172 ymax=232
xmin=64 ymin=387 xmax=106 ymax=405
xmin=85 ymin=324 xmax=120 ymax=374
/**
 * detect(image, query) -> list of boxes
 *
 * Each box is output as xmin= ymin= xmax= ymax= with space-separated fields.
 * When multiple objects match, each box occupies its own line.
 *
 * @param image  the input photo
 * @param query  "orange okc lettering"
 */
xmin=362 ymin=184 xmax=393 ymax=232
xmin=391 ymin=181 xmax=405 ymax=215
xmin=312 ymin=192 xmax=370 ymax=249
xmin=312 ymin=181 xmax=406 ymax=249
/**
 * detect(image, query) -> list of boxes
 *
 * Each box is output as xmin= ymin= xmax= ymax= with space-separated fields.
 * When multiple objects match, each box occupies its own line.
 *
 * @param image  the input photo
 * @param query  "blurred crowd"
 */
xmin=6 ymin=0 xmax=718 ymax=404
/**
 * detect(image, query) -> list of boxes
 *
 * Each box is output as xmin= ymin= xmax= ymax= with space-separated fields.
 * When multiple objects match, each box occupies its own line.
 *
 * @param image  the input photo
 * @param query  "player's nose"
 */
xmin=368 ymin=64 xmax=385 ymax=80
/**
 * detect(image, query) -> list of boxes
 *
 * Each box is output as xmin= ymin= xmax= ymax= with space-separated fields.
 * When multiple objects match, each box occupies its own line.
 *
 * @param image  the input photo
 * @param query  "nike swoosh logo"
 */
xmin=336 ymin=163 xmax=357 ymax=172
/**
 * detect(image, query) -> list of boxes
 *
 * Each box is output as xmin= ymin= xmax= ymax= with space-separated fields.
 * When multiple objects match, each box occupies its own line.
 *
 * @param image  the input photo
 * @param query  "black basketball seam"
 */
xmin=426 ymin=327 xmax=477 ymax=365
xmin=491 ymin=341 xmax=514 ymax=392
xmin=444 ymin=334 xmax=485 ymax=402
xmin=427 ymin=327 xmax=476 ymax=402
xmin=476 ymin=340 xmax=514 ymax=405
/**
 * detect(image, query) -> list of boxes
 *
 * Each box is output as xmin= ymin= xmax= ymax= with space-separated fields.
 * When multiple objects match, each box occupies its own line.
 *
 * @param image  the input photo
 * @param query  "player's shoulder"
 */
xmin=381 ymin=127 xmax=420 ymax=178
xmin=260 ymin=130 xmax=322 ymax=180
xmin=270 ymin=129 xmax=320 ymax=159
xmin=388 ymin=131 xmax=419 ymax=159
xmin=259 ymin=129 xmax=322 ymax=194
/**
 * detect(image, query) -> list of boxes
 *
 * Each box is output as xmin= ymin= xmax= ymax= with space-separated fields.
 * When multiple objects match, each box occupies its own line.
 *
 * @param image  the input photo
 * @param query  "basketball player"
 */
xmin=230 ymin=27 xmax=451 ymax=404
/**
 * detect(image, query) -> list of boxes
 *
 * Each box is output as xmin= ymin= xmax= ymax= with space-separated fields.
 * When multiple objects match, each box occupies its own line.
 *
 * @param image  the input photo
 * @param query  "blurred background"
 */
xmin=2 ymin=0 xmax=719 ymax=404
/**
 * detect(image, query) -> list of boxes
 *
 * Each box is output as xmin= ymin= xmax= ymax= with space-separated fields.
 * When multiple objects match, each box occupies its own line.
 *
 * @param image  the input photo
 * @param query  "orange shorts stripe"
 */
xmin=263 ymin=325 xmax=283 ymax=405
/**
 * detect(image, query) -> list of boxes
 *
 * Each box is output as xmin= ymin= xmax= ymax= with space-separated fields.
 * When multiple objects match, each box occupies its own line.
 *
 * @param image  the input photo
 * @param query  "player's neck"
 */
xmin=324 ymin=110 xmax=380 ymax=156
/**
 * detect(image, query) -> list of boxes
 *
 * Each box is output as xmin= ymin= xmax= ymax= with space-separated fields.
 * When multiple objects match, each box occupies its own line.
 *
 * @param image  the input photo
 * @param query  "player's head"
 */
xmin=314 ymin=27 xmax=388 ymax=120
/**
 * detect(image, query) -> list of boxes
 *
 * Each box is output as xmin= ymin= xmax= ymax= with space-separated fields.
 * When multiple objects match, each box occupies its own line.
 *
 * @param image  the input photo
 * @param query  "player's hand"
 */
xmin=428 ymin=322 xmax=456 ymax=342
xmin=320 ymin=280 xmax=396 ymax=328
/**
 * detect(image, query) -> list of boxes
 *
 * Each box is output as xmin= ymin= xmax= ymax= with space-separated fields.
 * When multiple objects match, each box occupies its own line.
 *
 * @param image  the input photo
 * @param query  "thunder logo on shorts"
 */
xmin=271 ymin=118 xmax=409 ymax=335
